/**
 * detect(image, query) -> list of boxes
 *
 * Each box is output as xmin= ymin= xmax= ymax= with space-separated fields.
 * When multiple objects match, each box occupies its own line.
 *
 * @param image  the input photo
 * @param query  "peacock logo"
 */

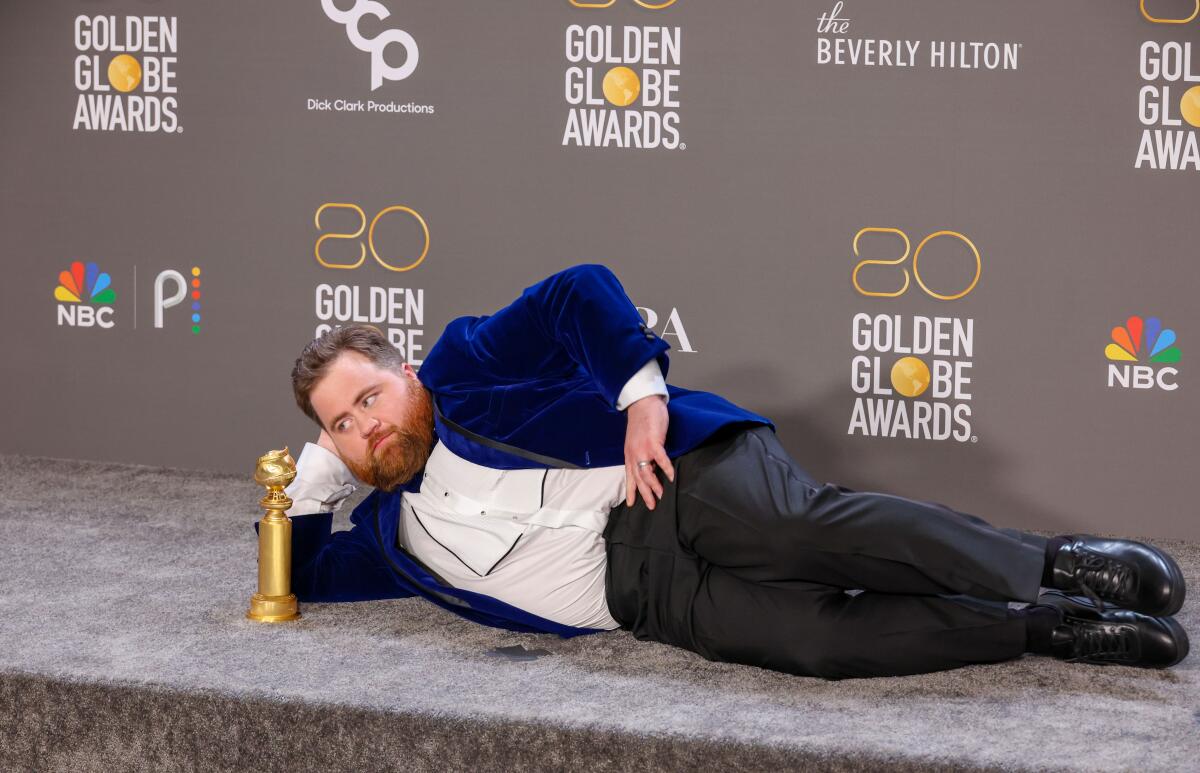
xmin=54 ymin=261 xmax=115 ymax=304
xmin=1105 ymin=315 xmax=1180 ymax=391
xmin=54 ymin=261 xmax=116 ymax=328
xmin=1105 ymin=315 xmax=1181 ymax=363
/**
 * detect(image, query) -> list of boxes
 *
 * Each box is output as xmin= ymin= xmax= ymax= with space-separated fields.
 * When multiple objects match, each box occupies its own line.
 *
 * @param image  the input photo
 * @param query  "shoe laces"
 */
xmin=1065 ymin=619 xmax=1139 ymax=664
xmin=1071 ymin=547 xmax=1136 ymax=612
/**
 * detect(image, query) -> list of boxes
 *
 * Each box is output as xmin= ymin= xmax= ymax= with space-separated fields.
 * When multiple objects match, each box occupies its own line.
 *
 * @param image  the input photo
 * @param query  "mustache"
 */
xmin=367 ymin=426 xmax=396 ymax=451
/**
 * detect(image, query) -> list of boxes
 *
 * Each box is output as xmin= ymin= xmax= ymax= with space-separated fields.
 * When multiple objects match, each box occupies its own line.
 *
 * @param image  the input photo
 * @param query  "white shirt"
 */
xmin=285 ymin=358 xmax=668 ymax=631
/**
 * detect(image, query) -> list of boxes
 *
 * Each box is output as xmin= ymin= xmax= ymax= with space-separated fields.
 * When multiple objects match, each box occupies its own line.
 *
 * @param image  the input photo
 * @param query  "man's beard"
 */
xmin=347 ymin=384 xmax=435 ymax=492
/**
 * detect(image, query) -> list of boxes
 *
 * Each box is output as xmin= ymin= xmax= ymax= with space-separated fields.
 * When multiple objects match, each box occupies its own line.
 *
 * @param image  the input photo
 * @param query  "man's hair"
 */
xmin=291 ymin=324 xmax=405 ymax=427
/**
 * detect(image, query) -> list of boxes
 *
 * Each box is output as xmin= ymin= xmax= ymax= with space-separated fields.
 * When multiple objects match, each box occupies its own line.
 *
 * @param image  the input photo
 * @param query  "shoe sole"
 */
xmin=1157 ymin=549 xmax=1187 ymax=618
xmin=1160 ymin=614 xmax=1189 ymax=668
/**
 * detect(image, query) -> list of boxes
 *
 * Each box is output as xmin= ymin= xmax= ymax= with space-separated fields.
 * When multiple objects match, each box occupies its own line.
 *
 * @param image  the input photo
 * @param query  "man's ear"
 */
xmin=402 ymin=362 xmax=418 ymax=380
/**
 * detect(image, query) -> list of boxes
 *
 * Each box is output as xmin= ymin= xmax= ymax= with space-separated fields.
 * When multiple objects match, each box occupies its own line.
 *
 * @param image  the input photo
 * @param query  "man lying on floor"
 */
xmin=270 ymin=263 xmax=1189 ymax=679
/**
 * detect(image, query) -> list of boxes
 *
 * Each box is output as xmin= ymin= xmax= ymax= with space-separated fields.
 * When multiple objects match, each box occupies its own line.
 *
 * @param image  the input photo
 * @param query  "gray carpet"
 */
xmin=1 ymin=453 xmax=1196 ymax=772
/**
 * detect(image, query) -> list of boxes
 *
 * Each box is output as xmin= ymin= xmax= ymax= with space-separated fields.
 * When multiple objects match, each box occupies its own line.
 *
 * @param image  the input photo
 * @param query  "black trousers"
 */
xmin=603 ymin=425 xmax=1047 ymax=679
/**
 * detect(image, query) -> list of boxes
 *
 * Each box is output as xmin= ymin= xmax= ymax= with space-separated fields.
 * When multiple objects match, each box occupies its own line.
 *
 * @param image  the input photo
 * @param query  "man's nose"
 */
xmin=359 ymin=415 xmax=380 ymax=438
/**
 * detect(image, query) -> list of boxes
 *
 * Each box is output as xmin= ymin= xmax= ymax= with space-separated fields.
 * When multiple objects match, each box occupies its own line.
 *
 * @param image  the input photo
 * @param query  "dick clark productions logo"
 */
xmin=321 ymin=0 xmax=418 ymax=90
xmin=311 ymin=0 xmax=433 ymax=116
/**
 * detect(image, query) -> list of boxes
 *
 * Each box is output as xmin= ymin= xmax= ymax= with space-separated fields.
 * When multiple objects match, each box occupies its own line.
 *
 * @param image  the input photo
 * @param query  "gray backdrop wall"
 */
xmin=2 ymin=1 xmax=1197 ymax=538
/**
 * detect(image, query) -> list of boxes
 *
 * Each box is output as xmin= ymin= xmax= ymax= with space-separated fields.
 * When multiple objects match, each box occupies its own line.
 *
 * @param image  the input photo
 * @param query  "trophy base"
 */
xmin=246 ymin=592 xmax=300 ymax=623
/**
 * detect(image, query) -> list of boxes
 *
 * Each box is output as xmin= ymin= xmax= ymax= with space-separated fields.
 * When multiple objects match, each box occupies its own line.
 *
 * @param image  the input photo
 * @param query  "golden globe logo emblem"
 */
xmin=1183 ymin=86 xmax=1200 ymax=125
xmin=891 ymin=357 xmax=930 ymax=398
xmin=107 ymin=54 xmax=142 ymax=93
xmin=602 ymin=66 xmax=641 ymax=107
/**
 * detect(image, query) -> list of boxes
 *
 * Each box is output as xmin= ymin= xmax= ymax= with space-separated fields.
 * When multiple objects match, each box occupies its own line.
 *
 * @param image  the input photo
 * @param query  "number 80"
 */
xmin=851 ymin=227 xmax=981 ymax=301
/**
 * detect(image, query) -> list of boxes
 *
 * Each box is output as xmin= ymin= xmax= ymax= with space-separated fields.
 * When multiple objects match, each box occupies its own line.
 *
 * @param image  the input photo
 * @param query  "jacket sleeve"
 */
xmin=254 ymin=511 xmax=415 ymax=603
xmin=435 ymin=263 xmax=671 ymax=408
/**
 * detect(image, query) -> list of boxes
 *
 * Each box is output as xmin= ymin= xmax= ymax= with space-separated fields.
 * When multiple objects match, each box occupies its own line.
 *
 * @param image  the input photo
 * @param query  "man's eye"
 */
xmin=364 ymin=394 xmax=377 ymax=408
xmin=336 ymin=419 xmax=350 ymax=432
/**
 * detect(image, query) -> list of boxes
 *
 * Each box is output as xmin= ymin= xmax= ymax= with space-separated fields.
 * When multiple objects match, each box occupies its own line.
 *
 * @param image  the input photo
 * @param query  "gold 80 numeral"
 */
xmin=852 ymin=227 xmax=981 ymax=301
xmin=314 ymin=203 xmax=430 ymax=273
xmin=568 ymin=0 xmax=678 ymax=9
xmin=1140 ymin=0 xmax=1199 ymax=23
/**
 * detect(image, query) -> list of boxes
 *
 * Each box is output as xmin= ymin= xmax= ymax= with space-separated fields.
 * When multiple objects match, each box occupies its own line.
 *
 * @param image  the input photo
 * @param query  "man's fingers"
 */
xmin=642 ymin=463 xmax=664 ymax=499
xmin=656 ymin=448 xmax=675 ymax=483
xmin=627 ymin=439 xmax=671 ymax=510
xmin=638 ymin=475 xmax=656 ymax=510
xmin=633 ymin=465 xmax=656 ymax=510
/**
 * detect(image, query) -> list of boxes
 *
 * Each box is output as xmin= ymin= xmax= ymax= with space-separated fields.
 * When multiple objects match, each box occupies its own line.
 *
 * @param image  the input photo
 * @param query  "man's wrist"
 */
xmin=615 ymin=358 xmax=668 ymax=411
xmin=627 ymin=394 xmax=667 ymax=411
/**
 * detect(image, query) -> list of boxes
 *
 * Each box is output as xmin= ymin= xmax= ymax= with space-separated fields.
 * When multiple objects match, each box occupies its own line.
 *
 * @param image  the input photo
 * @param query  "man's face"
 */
xmin=309 ymin=351 xmax=434 ymax=491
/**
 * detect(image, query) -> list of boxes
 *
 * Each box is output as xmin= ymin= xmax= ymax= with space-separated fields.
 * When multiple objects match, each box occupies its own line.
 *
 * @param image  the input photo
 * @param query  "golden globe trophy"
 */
xmin=247 ymin=448 xmax=301 ymax=622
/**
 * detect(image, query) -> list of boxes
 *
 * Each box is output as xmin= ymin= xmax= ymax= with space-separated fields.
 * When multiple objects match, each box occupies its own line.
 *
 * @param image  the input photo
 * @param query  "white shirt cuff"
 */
xmin=615 ymin=358 xmax=669 ymax=411
xmin=284 ymin=442 xmax=358 ymax=516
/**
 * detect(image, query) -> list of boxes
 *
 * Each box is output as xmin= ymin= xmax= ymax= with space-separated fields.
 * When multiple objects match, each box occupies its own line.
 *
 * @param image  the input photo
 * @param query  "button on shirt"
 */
xmin=284 ymin=357 xmax=668 ymax=631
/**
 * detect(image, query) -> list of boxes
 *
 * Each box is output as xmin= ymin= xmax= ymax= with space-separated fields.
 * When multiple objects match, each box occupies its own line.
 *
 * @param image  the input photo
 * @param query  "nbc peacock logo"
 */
xmin=54 ymin=260 xmax=116 ymax=329
xmin=1105 ymin=315 xmax=1180 ymax=391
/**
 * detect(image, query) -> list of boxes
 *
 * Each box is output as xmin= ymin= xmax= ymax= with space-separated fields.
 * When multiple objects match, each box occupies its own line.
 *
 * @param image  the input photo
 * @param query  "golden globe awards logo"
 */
xmin=1135 ymin=2 xmax=1200 ymax=171
xmin=847 ymin=228 xmax=980 ymax=443
xmin=311 ymin=201 xmax=429 ymax=364
xmin=73 ymin=15 xmax=180 ymax=133
xmin=562 ymin=19 xmax=683 ymax=150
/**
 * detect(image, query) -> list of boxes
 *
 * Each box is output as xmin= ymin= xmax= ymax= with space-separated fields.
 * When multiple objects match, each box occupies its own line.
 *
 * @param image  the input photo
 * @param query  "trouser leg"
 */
xmin=673 ymin=426 xmax=1047 ymax=603
xmin=605 ymin=542 xmax=1029 ymax=679
xmin=693 ymin=567 xmax=1028 ymax=678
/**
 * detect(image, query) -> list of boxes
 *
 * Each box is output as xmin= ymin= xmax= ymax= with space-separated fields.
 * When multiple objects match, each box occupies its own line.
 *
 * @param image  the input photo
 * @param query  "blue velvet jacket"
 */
xmin=266 ymin=264 xmax=774 ymax=638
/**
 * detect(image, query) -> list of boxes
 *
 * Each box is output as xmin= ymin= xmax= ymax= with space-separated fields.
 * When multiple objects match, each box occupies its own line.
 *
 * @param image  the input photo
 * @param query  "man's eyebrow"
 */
xmin=327 ymin=383 xmax=382 ymax=430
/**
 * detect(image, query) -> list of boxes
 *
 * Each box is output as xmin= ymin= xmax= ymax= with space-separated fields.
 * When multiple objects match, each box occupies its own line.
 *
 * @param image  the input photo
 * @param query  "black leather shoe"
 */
xmin=1036 ymin=590 xmax=1189 ymax=669
xmin=1049 ymin=535 xmax=1185 ymax=617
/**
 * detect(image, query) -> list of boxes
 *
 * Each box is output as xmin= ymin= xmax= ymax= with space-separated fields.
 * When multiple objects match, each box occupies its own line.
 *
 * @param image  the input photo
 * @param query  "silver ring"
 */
xmin=637 ymin=460 xmax=654 ymax=468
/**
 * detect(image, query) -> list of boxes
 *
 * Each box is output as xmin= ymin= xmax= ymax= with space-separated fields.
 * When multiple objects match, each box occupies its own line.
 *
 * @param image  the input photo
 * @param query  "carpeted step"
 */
xmin=1 ymin=454 xmax=1197 ymax=772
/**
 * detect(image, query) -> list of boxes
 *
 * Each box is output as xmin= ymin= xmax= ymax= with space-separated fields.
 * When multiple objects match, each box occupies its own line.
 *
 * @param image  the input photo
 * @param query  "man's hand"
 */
xmin=624 ymin=394 xmax=675 ymax=510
